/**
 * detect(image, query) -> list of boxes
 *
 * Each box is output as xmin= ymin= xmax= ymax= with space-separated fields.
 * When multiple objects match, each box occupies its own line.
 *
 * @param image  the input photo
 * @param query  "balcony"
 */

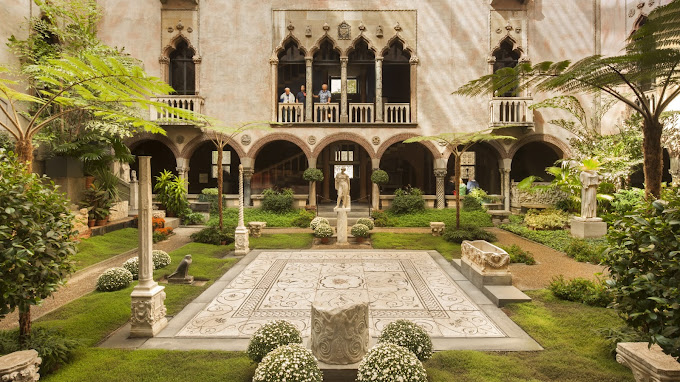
xmin=278 ymin=103 xmax=304 ymax=123
xmin=384 ymin=103 xmax=411 ymax=124
xmin=277 ymin=102 xmax=412 ymax=124
xmin=312 ymin=103 xmax=340 ymax=123
xmin=150 ymin=95 xmax=204 ymax=125
xmin=489 ymin=97 xmax=534 ymax=129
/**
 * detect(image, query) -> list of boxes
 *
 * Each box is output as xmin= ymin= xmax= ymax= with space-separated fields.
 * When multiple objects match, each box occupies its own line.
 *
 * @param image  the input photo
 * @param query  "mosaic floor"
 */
xmin=176 ymin=251 xmax=506 ymax=339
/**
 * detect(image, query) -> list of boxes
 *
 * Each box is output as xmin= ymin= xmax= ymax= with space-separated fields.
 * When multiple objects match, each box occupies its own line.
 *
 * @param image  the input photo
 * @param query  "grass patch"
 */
xmin=42 ymin=349 xmax=255 ymax=382
xmin=424 ymin=290 xmax=634 ymax=382
xmin=72 ymin=228 xmax=139 ymax=270
xmin=250 ymin=233 xmax=313 ymax=249
xmin=32 ymin=243 xmax=236 ymax=346
xmin=371 ymin=233 xmax=461 ymax=261
xmin=209 ymin=208 xmax=307 ymax=228
xmin=375 ymin=209 xmax=492 ymax=228
xmin=500 ymin=223 xmax=605 ymax=253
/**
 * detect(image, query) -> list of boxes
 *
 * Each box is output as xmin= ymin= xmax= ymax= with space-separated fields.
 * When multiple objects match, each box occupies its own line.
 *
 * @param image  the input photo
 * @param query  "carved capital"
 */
xmin=340 ymin=56 xmax=349 ymax=64
xmin=409 ymin=55 xmax=419 ymax=65
xmin=192 ymin=55 xmax=202 ymax=64
xmin=434 ymin=168 xmax=448 ymax=178
xmin=269 ymin=55 xmax=279 ymax=65
xmin=159 ymin=56 xmax=170 ymax=65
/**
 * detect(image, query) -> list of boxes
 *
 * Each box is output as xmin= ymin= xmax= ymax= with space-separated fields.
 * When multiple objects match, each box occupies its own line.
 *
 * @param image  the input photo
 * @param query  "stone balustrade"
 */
xmin=312 ymin=103 xmax=340 ymax=123
xmin=275 ymin=102 xmax=413 ymax=124
xmin=278 ymin=102 xmax=304 ymax=123
xmin=489 ymin=97 xmax=534 ymax=128
xmin=349 ymin=103 xmax=375 ymax=123
xmin=384 ymin=103 xmax=411 ymax=123
xmin=150 ymin=95 xmax=204 ymax=124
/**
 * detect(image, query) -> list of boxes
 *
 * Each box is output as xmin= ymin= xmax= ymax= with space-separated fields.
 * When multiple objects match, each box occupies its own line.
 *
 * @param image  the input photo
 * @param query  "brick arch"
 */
xmin=126 ymin=133 xmax=180 ymax=159
xmin=180 ymin=134 xmax=246 ymax=160
xmin=376 ymin=133 xmax=440 ymax=160
xmin=311 ymin=133 xmax=376 ymax=160
xmin=507 ymin=134 xmax=572 ymax=160
xmin=246 ymin=132 xmax=312 ymax=160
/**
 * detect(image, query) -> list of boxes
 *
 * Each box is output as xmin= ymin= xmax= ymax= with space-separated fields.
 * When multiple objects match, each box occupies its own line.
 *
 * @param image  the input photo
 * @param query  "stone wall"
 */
xmin=510 ymin=181 xmax=567 ymax=209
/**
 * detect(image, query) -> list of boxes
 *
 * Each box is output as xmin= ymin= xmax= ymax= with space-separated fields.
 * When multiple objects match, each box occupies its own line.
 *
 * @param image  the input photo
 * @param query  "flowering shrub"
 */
xmin=252 ymin=343 xmax=322 ymax=382
xmin=96 ymin=267 xmax=133 ymax=292
xmin=122 ymin=257 xmax=139 ymax=279
xmin=356 ymin=343 xmax=427 ymax=382
xmin=153 ymin=227 xmax=173 ymax=243
xmin=152 ymin=250 xmax=172 ymax=269
xmin=309 ymin=217 xmax=329 ymax=230
xmin=356 ymin=217 xmax=374 ymax=230
xmin=351 ymin=223 xmax=370 ymax=238
xmin=378 ymin=320 xmax=433 ymax=361
xmin=313 ymin=223 xmax=333 ymax=238
xmin=152 ymin=217 xmax=165 ymax=230
xmin=247 ymin=320 xmax=303 ymax=362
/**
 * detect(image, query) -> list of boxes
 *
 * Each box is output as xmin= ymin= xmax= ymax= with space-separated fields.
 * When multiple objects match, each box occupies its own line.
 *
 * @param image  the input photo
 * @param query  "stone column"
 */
xmin=334 ymin=207 xmax=350 ymax=245
xmin=234 ymin=165 xmax=250 ymax=256
xmin=371 ymin=158 xmax=380 ymax=211
xmin=129 ymin=170 xmax=139 ymax=211
xmin=270 ymin=57 xmax=279 ymax=122
xmin=500 ymin=159 xmax=512 ymax=211
xmin=434 ymin=168 xmax=447 ymax=209
xmin=670 ymin=156 xmax=680 ymax=187
xmin=305 ymin=57 xmax=313 ymax=122
xmin=175 ymin=157 xmax=190 ymax=193
xmin=409 ymin=56 xmax=419 ymax=123
xmin=308 ymin=157 xmax=317 ymax=207
xmin=130 ymin=156 xmax=167 ymax=338
xmin=340 ymin=56 xmax=349 ymax=123
xmin=192 ymin=55 xmax=202 ymax=95
xmin=243 ymin=167 xmax=254 ymax=207
xmin=311 ymin=301 xmax=369 ymax=365
xmin=375 ymin=56 xmax=384 ymax=122
xmin=0 ymin=350 xmax=41 ymax=382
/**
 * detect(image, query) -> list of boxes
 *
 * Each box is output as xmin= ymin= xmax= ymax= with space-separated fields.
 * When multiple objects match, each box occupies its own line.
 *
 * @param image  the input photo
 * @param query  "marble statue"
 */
xmin=120 ymin=163 xmax=131 ymax=183
xmin=335 ymin=167 xmax=351 ymax=209
xmin=580 ymin=170 xmax=601 ymax=220
xmin=168 ymin=254 xmax=194 ymax=284
xmin=130 ymin=170 xmax=137 ymax=183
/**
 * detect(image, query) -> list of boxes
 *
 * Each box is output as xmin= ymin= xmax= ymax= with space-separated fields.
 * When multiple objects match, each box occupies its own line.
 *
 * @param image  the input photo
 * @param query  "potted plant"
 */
xmin=314 ymin=223 xmax=333 ymax=244
xmin=351 ymin=223 xmax=370 ymax=243
xmin=79 ymin=184 xmax=112 ymax=227
xmin=371 ymin=169 xmax=389 ymax=210
xmin=302 ymin=168 xmax=324 ymax=207
xmin=154 ymin=170 xmax=189 ymax=217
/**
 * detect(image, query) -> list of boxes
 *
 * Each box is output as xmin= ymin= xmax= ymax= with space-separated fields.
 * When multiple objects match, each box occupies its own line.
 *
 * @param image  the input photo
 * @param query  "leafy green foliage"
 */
xmin=603 ymin=187 xmax=680 ymax=359
xmin=291 ymin=209 xmax=315 ymax=228
xmin=391 ymin=187 xmax=425 ymax=214
xmin=78 ymin=184 xmax=112 ymax=220
xmin=549 ymin=276 xmax=611 ymax=308
xmin=370 ymin=169 xmax=389 ymax=185
xmin=261 ymin=188 xmax=294 ymax=213
xmin=501 ymin=244 xmax=536 ymax=265
xmin=302 ymin=168 xmax=324 ymax=183
xmin=182 ymin=212 xmax=205 ymax=225
xmin=190 ymin=227 xmax=234 ymax=246
xmin=371 ymin=209 xmax=492 ymax=228
xmin=500 ymin=222 xmax=605 ymax=255
xmin=609 ymin=188 xmax=645 ymax=216
xmin=212 ymin=208 xmax=311 ymax=228
xmin=565 ymin=239 xmax=606 ymax=263
xmin=0 ymin=328 xmax=81 ymax=375
xmin=154 ymin=170 xmax=189 ymax=217
xmin=462 ymin=194 xmax=484 ymax=211
xmin=0 ymin=150 xmax=76 ymax=323
xmin=524 ymin=208 xmax=569 ymax=230
xmin=442 ymin=226 xmax=497 ymax=244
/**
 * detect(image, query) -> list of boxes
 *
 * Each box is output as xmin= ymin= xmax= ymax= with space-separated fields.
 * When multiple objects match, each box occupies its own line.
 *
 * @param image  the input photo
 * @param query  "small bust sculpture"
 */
xmin=167 ymin=254 xmax=193 ymax=284
xmin=335 ymin=167 xmax=351 ymax=209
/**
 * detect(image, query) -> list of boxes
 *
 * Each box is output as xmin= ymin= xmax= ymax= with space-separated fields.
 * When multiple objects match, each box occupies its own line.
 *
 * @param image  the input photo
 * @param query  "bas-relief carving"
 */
xmin=131 ymin=291 xmax=167 ymax=326
xmin=311 ymin=302 xmax=369 ymax=364
xmin=490 ymin=11 xmax=527 ymax=56
xmin=461 ymin=241 xmax=510 ymax=275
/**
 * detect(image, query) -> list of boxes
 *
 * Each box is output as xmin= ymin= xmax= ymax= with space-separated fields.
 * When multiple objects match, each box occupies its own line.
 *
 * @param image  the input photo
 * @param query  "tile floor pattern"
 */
xmin=177 ymin=251 xmax=506 ymax=339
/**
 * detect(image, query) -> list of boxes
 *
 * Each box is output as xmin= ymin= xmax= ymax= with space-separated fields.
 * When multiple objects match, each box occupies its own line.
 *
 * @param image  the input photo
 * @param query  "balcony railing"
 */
xmin=384 ymin=103 xmax=411 ymax=123
xmin=312 ymin=103 xmax=339 ymax=123
xmin=349 ymin=103 xmax=375 ymax=123
xmin=489 ymin=97 xmax=534 ymax=127
xmin=278 ymin=103 xmax=304 ymax=123
xmin=150 ymin=95 xmax=204 ymax=124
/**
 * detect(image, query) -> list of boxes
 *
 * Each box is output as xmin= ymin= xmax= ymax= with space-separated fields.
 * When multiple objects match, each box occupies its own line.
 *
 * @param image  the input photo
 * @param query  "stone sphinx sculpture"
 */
xmin=167 ymin=254 xmax=193 ymax=284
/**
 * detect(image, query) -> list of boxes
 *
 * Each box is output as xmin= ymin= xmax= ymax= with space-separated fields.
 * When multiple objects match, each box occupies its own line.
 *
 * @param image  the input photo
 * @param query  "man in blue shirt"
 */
xmin=313 ymin=83 xmax=332 ymax=121
xmin=466 ymin=178 xmax=479 ymax=193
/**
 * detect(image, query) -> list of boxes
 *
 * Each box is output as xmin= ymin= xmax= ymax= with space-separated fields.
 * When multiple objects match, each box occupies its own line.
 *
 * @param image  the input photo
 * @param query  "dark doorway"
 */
xmin=317 ymin=141 xmax=372 ymax=203
xmin=252 ymin=141 xmax=308 ymax=194
xmin=131 ymin=140 xmax=176 ymax=189
xmin=510 ymin=142 xmax=561 ymax=182
xmin=187 ymin=141 xmax=241 ymax=194
xmin=380 ymin=142 xmax=435 ymax=195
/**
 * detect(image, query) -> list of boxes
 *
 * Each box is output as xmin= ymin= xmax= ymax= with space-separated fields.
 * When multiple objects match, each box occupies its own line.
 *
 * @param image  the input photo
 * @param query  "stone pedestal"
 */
xmin=616 ymin=342 xmax=680 ymax=382
xmin=234 ymin=226 xmax=250 ymax=255
xmin=129 ymin=179 xmax=139 ymax=211
xmin=571 ymin=217 xmax=607 ymax=239
xmin=430 ymin=222 xmax=445 ymax=236
xmin=311 ymin=301 xmax=369 ymax=365
xmin=247 ymin=221 xmax=266 ymax=238
xmin=0 ymin=350 xmax=41 ymax=382
xmin=130 ymin=284 xmax=168 ymax=337
xmin=334 ymin=207 xmax=350 ymax=245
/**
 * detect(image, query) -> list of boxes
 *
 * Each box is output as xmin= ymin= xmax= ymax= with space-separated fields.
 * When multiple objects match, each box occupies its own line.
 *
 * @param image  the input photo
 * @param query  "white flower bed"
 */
xmin=356 ymin=217 xmax=374 ymax=230
xmin=313 ymin=223 xmax=333 ymax=238
xmin=356 ymin=343 xmax=427 ymax=382
xmin=122 ymin=257 xmax=139 ymax=279
xmin=310 ymin=217 xmax=329 ymax=230
xmin=378 ymin=319 xmax=433 ymax=361
xmin=351 ymin=223 xmax=370 ymax=238
xmin=247 ymin=320 xmax=303 ymax=362
xmin=253 ymin=343 xmax=322 ymax=382
xmin=152 ymin=250 xmax=172 ymax=269
xmin=96 ymin=267 xmax=133 ymax=292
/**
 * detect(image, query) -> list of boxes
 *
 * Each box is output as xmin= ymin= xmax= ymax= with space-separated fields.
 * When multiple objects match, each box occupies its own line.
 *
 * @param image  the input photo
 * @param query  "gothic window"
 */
xmin=278 ymin=41 xmax=305 ymax=98
xmin=492 ymin=38 xmax=521 ymax=97
xmin=382 ymin=40 xmax=411 ymax=103
xmin=169 ymin=40 xmax=196 ymax=95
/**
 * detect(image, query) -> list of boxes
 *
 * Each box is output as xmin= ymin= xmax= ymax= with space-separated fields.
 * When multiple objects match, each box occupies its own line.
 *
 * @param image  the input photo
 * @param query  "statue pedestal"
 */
xmin=234 ymin=226 xmax=250 ymax=256
xmin=130 ymin=284 xmax=168 ymax=337
xmin=571 ymin=217 xmax=607 ymax=239
xmin=334 ymin=207 xmax=350 ymax=245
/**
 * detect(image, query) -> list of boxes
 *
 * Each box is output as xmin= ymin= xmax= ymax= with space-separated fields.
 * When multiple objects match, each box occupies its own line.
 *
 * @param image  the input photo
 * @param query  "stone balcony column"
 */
xmin=340 ymin=56 xmax=349 ymax=123
xmin=305 ymin=57 xmax=313 ymax=122
xmin=270 ymin=56 xmax=279 ymax=122
xmin=500 ymin=158 xmax=512 ymax=211
xmin=175 ymin=157 xmax=190 ymax=194
xmin=434 ymin=168 xmax=447 ymax=209
xmin=243 ymin=167 xmax=254 ymax=207
xmin=409 ymin=56 xmax=419 ymax=123
xmin=375 ymin=56 xmax=384 ymax=122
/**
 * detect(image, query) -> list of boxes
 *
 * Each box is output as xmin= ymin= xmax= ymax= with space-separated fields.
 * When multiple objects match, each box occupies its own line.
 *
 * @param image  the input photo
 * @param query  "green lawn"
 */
xmin=72 ymin=228 xmax=139 ymax=270
xmin=371 ymin=233 xmax=462 ymax=261
xmin=209 ymin=208 xmax=308 ymax=228
xmin=376 ymin=209 xmax=493 ymax=228
xmin=250 ymin=233 xmax=314 ymax=249
xmin=500 ymin=223 xmax=605 ymax=253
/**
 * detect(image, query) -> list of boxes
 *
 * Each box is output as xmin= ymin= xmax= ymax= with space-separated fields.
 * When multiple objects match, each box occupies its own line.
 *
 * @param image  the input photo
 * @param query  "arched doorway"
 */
xmin=510 ymin=141 xmax=562 ymax=182
xmin=380 ymin=142 xmax=435 ymax=195
xmin=629 ymin=148 xmax=674 ymax=188
xmin=252 ymin=141 xmax=308 ymax=194
xmin=446 ymin=143 xmax=502 ymax=195
xmin=187 ymin=141 xmax=241 ymax=194
xmin=316 ymin=140 xmax=372 ymax=204
xmin=131 ymin=140 xmax=176 ymax=188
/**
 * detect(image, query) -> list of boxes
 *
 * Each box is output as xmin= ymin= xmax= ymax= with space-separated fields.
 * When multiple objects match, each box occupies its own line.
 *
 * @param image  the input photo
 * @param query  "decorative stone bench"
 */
xmin=617 ymin=342 xmax=680 ymax=382
xmin=247 ymin=221 xmax=267 ymax=237
xmin=488 ymin=210 xmax=511 ymax=225
xmin=0 ymin=350 xmax=42 ymax=382
xmin=311 ymin=300 xmax=369 ymax=365
xmin=430 ymin=222 xmax=445 ymax=236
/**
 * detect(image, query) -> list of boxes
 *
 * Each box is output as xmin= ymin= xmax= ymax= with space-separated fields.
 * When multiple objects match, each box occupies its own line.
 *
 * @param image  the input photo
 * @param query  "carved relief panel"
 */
xmin=489 ymin=10 xmax=528 ymax=64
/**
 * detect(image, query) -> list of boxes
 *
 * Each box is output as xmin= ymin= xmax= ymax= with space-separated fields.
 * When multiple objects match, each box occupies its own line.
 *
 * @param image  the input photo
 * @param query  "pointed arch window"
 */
xmin=169 ymin=40 xmax=196 ymax=95
xmin=492 ymin=38 xmax=521 ymax=97
xmin=382 ymin=40 xmax=411 ymax=103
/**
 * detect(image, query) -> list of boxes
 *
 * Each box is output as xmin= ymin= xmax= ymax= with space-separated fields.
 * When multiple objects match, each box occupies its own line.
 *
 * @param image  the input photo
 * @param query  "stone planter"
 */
xmin=616 ymin=342 xmax=680 ymax=382
xmin=461 ymin=240 xmax=511 ymax=276
xmin=0 ymin=350 xmax=41 ymax=382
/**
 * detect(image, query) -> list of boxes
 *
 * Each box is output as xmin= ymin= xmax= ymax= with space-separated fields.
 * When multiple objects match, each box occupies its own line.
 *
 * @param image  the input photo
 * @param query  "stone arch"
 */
xmin=507 ymin=133 xmax=571 ymax=159
xmin=247 ymin=132 xmax=312 ymax=160
xmin=345 ymin=34 xmax=378 ymax=57
xmin=180 ymin=133 xmax=246 ymax=160
xmin=381 ymin=34 xmax=415 ymax=57
xmin=162 ymin=33 xmax=198 ymax=59
xmin=273 ymin=33 xmax=308 ymax=58
xmin=376 ymin=133 xmax=439 ymax=160
xmin=127 ymin=133 xmax=180 ymax=159
xmin=309 ymin=34 xmax=342 ymax=56
xmin=491 ymin=35 xmax=523 ymax=59
xmin=312 ymin=133 xmax=376 ymax=160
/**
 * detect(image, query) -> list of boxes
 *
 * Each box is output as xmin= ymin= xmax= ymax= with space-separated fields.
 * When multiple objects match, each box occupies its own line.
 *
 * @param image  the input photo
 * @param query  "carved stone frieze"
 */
xmin=311 ymin=301 xmax=369 ymax=365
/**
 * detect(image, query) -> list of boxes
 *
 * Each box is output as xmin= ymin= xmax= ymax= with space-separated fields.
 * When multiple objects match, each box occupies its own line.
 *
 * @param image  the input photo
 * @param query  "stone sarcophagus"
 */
xmin=461 ymin=240 xmax=510 ymax=275
xmin=311 ymin=301 xmax=369 ymax=365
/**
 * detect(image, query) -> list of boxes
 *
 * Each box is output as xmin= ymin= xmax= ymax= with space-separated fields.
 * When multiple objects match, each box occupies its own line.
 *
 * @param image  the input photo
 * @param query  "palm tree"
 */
xmin=455 ymin=0 xmax=680 ymax=198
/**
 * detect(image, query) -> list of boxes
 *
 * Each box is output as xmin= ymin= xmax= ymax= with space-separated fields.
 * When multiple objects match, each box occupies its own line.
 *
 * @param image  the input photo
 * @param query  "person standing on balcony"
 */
xmin=313 ymin=83 xmax=332 ymax=122
xmin=280 ymin=87 xmax=296 ymax=122
xmin=296 ymin=85 xmax=307 ymax=121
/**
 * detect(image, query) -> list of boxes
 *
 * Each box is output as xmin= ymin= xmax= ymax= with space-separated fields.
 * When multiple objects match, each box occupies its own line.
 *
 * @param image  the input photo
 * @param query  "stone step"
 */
xmin=164 ymin=217 xmax=180 ymax=229
xmin=483 ymin=202 xmax=504 ymax=211
xmin=482 ymin=285 xmax=532 ymax=307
